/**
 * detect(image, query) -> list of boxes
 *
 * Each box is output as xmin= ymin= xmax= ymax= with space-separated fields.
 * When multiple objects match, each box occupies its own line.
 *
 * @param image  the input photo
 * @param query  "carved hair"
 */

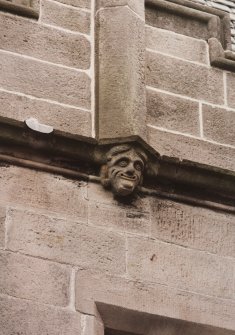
xmin=106 ymin=145 xmax=147 ymax=163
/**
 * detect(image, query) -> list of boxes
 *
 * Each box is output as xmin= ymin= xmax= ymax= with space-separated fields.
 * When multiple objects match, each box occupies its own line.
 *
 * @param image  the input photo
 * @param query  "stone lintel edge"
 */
xmin=0 ymin=118 xmax=234 ymax=211
xmin=145 ymin=0 xmax=235 ymax=72
xmin=0 ymin=0 xmax=39 ymax=19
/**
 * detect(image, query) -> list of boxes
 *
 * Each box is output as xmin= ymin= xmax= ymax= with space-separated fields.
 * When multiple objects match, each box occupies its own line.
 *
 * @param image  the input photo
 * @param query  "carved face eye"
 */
xmin=134 ymin=162 xmax=143 ymax=172
xmin=118 ymin=159 xmax=128 ymax=167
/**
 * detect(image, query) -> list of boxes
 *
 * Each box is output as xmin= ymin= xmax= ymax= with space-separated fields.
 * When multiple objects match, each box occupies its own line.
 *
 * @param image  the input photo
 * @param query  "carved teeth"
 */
xmin=120 ymin=174 xmax=137 ymax=181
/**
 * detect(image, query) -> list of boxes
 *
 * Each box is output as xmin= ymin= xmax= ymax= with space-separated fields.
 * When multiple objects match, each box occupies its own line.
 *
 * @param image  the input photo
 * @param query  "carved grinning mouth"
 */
xmin=120 ymin=173 xmax=137 ymax=181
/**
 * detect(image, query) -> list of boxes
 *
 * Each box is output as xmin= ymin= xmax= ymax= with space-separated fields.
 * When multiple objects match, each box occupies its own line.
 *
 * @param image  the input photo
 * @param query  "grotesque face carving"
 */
xmin=100 ymin=145 xmax=147 ymax=196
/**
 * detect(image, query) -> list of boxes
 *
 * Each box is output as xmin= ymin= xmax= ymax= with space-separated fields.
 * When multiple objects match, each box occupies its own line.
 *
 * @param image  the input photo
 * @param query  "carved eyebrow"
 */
xmin=115 ymin=156 xmax=130 ymax=164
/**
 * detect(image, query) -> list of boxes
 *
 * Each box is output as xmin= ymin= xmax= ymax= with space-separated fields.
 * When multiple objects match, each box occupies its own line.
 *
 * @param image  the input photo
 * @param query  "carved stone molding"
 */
xmin=0 ymin=118 xmax=234 ymax=212
xmin=145 ymin=0 xmax=235 ymax=72
xmin=0 ymin=0 xmax=39 ymax=19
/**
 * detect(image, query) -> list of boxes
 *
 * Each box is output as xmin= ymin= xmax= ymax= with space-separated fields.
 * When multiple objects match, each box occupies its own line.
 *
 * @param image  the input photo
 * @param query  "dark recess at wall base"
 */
xmin=105 ymin=330 xmax=138 ymax=335
xmin=98 ymin=303 xmax=234 ymax=335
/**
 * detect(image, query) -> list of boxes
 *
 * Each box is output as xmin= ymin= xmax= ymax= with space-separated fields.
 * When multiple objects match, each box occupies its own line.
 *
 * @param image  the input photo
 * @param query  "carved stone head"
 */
xmin=100 ymin=145 xmax=147 ymax=196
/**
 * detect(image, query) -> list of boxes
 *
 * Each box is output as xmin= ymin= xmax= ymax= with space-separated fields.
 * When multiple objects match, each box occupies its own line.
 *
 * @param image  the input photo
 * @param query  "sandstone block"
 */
xmin=41 ymin=0 xmax=90 ymax=34
xmin=96 ymin=6 xmax=146 ymax=139
xmin=202 ymin=104 xmax=235 ymax=146
xmin=0 ymin=12 xmax=90 ymax=69
xmin=219 ymin=220 xmax=235 ymax=259
xmin=75 ymin=270 xmax=235 ymax=330
xmin=145 ymin=26 xmax=209 ymax=64
xmin=7 ymin=208 xmax=126 ymax=274
xmin=0 ymin=294 xmax=82 ymax=335
xmin=127 ymin=235 xmax=234 ymax=299
xmin=146 ymin=51 xmax=224 ymax=105
xmin=88 ymin=183 xmax=151 ymax=212
xmin=146 ymin=88 xmax=200 ymax=135
xmin=0 ymin=51 xmax=91 ymax=109
xmin=0 ymin=165 xmax=88 ymax=221
xmin=227 ymin=72 xmax=235 ymax=108
xmin=148 ymin=127 xmax=235 ymax=171
xmin=5 ymin=0 xmax=39 ymax=9
xmin=88 ymin=202 xmax=150 ymax=235
xmin=96 ymin=0 xmax=145 ymax=18
xmin=10 ymin=0 xmax=32 ymax=6
xmin=145 ymin=5 xmax=210 ymax=41
xmin=55 ymin=0 xmax=91 ymax=8
xmin=0 ymin=250 xmax=70 ymax=306
xmin=81 ymin=315 xmax=104 ymax=335
xmin=150 ymin=199 xmax=235 ymax=257
xmin=0 ymin=90 xmax=92 ymax=137
xmin=0 ymin=207 xmax=6 ymax=249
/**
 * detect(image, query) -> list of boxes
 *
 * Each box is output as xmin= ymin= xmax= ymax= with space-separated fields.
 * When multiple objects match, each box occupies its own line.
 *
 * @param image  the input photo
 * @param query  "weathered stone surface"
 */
xmin=145 ymin=26 xmax=209 ymax=64
xmin=227 ymin=72 xmax=235 ymax=108
xmin=7 ymin=208 xmax=126 ymax=274
xmin=96 ymin=6 xmax=146 ymax=139
xmin=0 ymin=51 xmax=91 ymax=109
xmin=146 ymin=51 xmax=224 ymax=105
xmin=88 ymin=183 xmax=151 ymax=212
xmin=146 ymin=88 xmax=200 ymax=135
xmin=202 ymin=104 xmax=235 ymax=146
xmin=75 ymin=270 xmax=235 ymax=331
xmin=5 ymin=0 xmax=39 ymax=8
xmin=0 ymin=207 xmax=5 ymax=249
xmin=0 ymin=294 xmax=82 ymax=335
xmin=81 ymin=315 xmax=104 ymax=335
xmin=0 ymin=250 xmax=70 ymax=306
xmin=0 ymin=90 xmax=92 ymax=137
xmin=150 ymin=199 xmax=235 ymax=258
xmin=55 ymin=0 xmax=91 ymax=8
xmin=0 ymin=12 xmax=90 ymax=69
xmin=9 ymin=0 xmax=31 ymax=6
xmin=88 ymin=202 xmax=150 ymax=235
xmin=148 ymin=127 xmax=235 ymax=170
xmin=97 ymin=0 xmax=145 ymax=18
xmin=0 ymin=166 xmax=88 ymax=220
xmin=145 ymin=4 xmax=210 ymax=41
xmin=127 ymin=235 xmax=233 ymax=299
xmin=41 ymin=0 xmax=90 ymax=34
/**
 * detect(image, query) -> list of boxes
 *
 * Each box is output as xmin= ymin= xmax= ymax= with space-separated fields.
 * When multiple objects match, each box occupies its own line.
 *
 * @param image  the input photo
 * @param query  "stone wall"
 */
xmin=0 ymin=0 xmax=93 ymax=136
xmin=0 ymin=165 xmax=234 ymax=334
xmin=146 ymin=0 xmax=235 ymax=171
xmin=0 ymin=0 xmax=234 ymax=334
xmin=192 ymin=0 xmax=235 ymax=50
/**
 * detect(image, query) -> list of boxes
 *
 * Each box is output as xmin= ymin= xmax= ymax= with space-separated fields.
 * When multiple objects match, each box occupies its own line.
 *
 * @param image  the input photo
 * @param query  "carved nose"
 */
xmin=126 ymin=165 xmax=135 ymax=175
